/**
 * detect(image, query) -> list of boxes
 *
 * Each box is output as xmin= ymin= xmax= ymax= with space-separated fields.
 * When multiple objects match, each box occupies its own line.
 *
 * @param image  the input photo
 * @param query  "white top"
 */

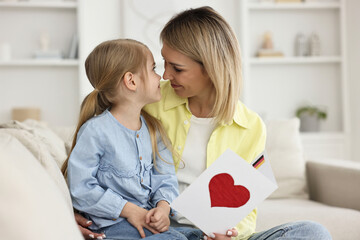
xmin=176 ymin=115 xmax=217 ymax=194
xmin=173 ymin=115 xmax=217 ymax=225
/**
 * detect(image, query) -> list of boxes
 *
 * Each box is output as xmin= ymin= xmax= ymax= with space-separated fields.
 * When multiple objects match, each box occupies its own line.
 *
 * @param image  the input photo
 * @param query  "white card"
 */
xmin=170 ymin=149 xmax=278 ymax=236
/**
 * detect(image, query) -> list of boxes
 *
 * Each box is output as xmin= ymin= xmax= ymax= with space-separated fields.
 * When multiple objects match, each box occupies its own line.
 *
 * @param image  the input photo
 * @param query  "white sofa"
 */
xmin=0 ymin=118 xmax=359 ymax=240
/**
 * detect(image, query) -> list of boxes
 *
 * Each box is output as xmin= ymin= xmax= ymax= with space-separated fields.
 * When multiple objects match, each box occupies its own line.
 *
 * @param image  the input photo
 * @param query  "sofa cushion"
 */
xmin=256 ymin=198 xmax=360 ymax=240
xmin=0 ymin=121 xmax=72 ymax=207
xmin=0 ymin=132 xmax=83 ymax=240
xmin=0 ymin=119 xmax=67 ymax=168
xmin=265 ymin=118 xmax=308 ymax=199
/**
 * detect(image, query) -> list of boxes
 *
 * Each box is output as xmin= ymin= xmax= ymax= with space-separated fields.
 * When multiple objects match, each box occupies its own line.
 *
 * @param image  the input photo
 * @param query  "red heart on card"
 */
xmin=209 ymin=173 xmax=250 ymax=208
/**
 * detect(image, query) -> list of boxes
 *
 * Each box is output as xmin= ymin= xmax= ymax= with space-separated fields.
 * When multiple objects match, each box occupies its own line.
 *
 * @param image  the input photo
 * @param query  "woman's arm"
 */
xmin=74 ymin=213 xmax=106 ymax=239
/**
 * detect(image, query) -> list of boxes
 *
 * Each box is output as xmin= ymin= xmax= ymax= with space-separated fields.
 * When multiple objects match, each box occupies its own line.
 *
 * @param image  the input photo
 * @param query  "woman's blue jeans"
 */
xmin=96 ymin=219 xmax=203 ymax=240
xmin=249 ymin=221 xmax=332 ymax=240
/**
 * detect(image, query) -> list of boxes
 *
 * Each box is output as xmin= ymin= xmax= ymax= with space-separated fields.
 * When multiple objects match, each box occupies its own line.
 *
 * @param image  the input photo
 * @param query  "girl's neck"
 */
xmin=110 ymin=103 xmax=143 ymax=131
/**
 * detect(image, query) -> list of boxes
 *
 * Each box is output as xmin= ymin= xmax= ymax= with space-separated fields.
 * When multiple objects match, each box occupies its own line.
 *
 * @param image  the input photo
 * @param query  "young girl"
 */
xmin=61 ymin=39 xmax=202 ymax=240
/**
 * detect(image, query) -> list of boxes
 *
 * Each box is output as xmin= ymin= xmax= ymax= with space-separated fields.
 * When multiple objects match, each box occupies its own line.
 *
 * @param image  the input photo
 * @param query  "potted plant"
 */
xmin=295 ymin=105 xmax=327 ymax=132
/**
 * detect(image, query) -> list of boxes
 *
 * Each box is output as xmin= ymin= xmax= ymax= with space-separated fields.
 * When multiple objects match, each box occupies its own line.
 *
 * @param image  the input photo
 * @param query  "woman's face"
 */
xmin=161 ymin=43 xmax=214 ymax=99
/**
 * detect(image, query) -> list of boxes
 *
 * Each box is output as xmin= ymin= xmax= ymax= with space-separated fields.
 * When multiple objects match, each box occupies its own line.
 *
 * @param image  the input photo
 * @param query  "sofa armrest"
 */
xmin=306 ymin=159 xmax=360 ymax=211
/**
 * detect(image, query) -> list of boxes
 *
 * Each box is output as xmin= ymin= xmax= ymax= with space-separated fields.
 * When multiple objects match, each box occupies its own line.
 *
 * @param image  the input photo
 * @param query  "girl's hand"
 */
xmin=205 ymin=228 xmax=238 ymax=240
xmin=145 ymin=201 xmax=171 ymax=232
xmin=74 ymin=213 xmax=106 ymax=239
xmin=121 ymin=202 xmax=159 ymax=238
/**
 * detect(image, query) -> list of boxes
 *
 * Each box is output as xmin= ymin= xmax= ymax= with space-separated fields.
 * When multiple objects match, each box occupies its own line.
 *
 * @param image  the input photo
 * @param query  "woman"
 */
xmin=76 ymin=6 xmax=331 ymax=240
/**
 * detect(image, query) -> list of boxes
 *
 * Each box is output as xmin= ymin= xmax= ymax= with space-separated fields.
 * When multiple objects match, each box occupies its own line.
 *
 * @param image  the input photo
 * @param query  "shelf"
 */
xmin=0 ymin=1 xmax=77 ymax=9
xmin=300 ymin=131 xmax=344 ymax=139
xmin=0 ymin=59 xmax=79 ymax=67
xmin=248 ymin=56 xmax=342 ymax=65
xmin=248 ymin=2 xmax=340 ymax=10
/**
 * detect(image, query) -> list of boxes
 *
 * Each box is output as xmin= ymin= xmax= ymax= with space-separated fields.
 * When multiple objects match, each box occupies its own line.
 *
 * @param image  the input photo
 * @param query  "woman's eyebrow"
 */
xmin=162 ymin=58 xmax=185 ymax=67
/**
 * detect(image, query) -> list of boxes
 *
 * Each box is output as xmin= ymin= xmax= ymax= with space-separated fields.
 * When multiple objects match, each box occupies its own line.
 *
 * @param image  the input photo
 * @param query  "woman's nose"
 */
xmin=162 ymin=65 xmax=172 ymax=80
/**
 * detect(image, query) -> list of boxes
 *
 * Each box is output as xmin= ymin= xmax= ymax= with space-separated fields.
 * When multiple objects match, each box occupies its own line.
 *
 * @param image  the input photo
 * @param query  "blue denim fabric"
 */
xmin=249 ymin=221 xmax=332 ymax=240
xmin=67 ymin=109 xmax=179 ymax=230
xmin=96 ymin=220 xmax=203 ymax=240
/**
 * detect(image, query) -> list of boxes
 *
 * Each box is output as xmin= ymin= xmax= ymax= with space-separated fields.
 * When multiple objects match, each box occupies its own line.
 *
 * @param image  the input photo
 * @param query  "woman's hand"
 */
xmin=145 ymin=201 xmax=171 ymax=232
xmin=121 ymin=202 xmax=159 ymax=238
xmin=205 ymin=228 xmax=238 ymax=240
xmin=74 ymin=213 xmax=106 ymax=239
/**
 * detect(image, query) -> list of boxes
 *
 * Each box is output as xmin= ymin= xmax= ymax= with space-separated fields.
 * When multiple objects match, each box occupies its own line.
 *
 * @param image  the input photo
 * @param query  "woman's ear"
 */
xmin=123 ymin=72 xmax=137 ymax=91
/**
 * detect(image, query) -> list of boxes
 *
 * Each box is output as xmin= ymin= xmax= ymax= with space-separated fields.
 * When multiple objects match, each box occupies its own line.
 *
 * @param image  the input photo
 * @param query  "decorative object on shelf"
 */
xmin=0 ymin=42 xmax=12 ymax=61
xmin=67 ymin=33 xmax=78 ymax=59
xmin=12 ymin=107 xmax=41 ymax=122
xmin=256 ymin=31 xmax=284 ymax=57
xmin=295 ymin=33 xmax=308 ymax=56
xmin=309 ymin=32 xmax=321 ymax=56
xmin=295 ymin=105 xmax=327 ymax=132
xmin=33 ymin=32 xmax=63 ymax=59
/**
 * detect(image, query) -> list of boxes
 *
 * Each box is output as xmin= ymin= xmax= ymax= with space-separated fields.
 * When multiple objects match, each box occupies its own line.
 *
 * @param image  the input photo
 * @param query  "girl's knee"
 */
xmin=296 ymin=221 xmax=332 ymax=239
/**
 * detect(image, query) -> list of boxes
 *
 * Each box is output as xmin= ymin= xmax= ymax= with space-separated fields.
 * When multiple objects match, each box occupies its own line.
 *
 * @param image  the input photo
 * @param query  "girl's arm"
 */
xmin=67 ymin=123 xmax=126 ymax=220
xmin=149 ymin=136 xmax=179 ymax=209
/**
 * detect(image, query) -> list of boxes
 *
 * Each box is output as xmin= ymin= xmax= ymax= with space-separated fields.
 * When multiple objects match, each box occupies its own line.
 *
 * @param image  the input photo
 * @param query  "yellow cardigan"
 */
xmin=144 ymin=81 xmax=266 ymax=240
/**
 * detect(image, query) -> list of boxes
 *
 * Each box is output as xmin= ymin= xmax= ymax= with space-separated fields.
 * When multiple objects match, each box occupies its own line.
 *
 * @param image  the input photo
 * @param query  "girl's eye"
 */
xmin=153 ymin=66 xmax=157 ymax=72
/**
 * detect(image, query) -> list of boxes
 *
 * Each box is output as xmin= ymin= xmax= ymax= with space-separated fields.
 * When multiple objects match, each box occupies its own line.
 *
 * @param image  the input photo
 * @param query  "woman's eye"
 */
xmin=174 ymin=67 xmax=182 ymax=72
xmin=153 ymin=66 xmax=157 ymax=72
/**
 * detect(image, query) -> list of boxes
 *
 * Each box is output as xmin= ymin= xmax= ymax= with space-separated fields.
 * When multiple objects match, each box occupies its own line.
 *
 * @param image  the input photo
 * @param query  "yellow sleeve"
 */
xmin=232 ymin=208 xmax=257 ymax=240
xmin=234 ymin=116 xmax=267 ymax=240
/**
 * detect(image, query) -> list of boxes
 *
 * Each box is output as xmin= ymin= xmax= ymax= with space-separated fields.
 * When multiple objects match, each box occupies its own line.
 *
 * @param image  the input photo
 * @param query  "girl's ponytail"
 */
xmin=61 ymin=89 xmax=101 ymax=178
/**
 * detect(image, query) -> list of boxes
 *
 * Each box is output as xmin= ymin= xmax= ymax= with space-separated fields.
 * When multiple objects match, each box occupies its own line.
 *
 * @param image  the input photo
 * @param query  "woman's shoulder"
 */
xmin=235 ymin=101 xmax=266 ymax=132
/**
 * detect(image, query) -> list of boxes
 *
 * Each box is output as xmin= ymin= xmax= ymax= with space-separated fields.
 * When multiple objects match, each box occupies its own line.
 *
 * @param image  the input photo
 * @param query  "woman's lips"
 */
xmin=171 ymin=83 xmax=182 ymax=88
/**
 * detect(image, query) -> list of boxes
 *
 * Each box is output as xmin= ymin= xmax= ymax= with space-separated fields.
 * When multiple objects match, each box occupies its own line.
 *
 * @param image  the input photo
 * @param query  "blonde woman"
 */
xmin=63 ymin=39 xmax=202 ymax=240
xmin=75 ymin=7 xmax=331 ymax=240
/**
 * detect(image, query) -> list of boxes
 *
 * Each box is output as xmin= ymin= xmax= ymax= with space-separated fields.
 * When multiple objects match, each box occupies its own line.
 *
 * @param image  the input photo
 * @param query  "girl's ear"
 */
xmin=123 ymin=72 xmax=137 ymax=91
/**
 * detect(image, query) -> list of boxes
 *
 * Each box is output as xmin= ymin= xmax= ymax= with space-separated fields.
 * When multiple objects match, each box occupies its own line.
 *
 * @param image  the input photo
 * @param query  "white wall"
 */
xmin=78 ymin=0 xmax=122 ymax=102
xmin=120 ymin=0 xmax=239 ymax=72
xmin=346 ymin=0 xmax=360 ymax=161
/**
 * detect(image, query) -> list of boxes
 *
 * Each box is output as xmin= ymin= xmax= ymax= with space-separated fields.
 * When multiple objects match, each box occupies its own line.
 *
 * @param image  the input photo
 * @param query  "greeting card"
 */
xmin=170 ymin=149 xmax=277 ymax=236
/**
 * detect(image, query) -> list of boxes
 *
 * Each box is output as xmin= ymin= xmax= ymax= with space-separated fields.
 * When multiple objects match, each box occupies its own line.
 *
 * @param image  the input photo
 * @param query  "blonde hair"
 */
xmin=160 ymin=6 xmax=242 ymax=124
xmin=61 ymin=39 xmax=172 ymax=177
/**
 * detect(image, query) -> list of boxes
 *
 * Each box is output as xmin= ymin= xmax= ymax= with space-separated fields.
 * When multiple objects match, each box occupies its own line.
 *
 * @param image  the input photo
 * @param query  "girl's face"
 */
xmin=141 ymin=50 xmax=162 ymax=104
xmin=161 ymin=43 xmax=214 ymax=99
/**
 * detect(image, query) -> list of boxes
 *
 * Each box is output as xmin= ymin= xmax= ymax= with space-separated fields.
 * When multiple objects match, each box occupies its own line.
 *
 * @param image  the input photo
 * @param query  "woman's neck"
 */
xmin=110 ymin=103 xmax=142 ymax=131
xmin=188 ymin=91 xmax=216 ymax=118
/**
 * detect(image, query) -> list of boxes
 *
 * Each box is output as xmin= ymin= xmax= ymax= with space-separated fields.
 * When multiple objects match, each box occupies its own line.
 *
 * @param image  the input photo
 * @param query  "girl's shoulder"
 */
xmin=78 ymin=110 xmax=110 ymax=136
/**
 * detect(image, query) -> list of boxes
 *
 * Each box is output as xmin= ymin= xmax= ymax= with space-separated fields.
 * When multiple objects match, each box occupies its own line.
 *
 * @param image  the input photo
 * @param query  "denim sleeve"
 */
xmin=150 ymin=135 xmax=179 ymax=207
xmin=67 ymin=123 xmax=126 ymax=219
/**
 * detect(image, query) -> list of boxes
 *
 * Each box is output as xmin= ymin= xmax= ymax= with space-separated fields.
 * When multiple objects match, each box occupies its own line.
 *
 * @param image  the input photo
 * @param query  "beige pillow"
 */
xmin=0 ymin=132 xmax=83 ymax=240
xmin=0 ymin=122 xmax=72 ymax=207
xmin=265 ymin=118 xmax=308 ymax=199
